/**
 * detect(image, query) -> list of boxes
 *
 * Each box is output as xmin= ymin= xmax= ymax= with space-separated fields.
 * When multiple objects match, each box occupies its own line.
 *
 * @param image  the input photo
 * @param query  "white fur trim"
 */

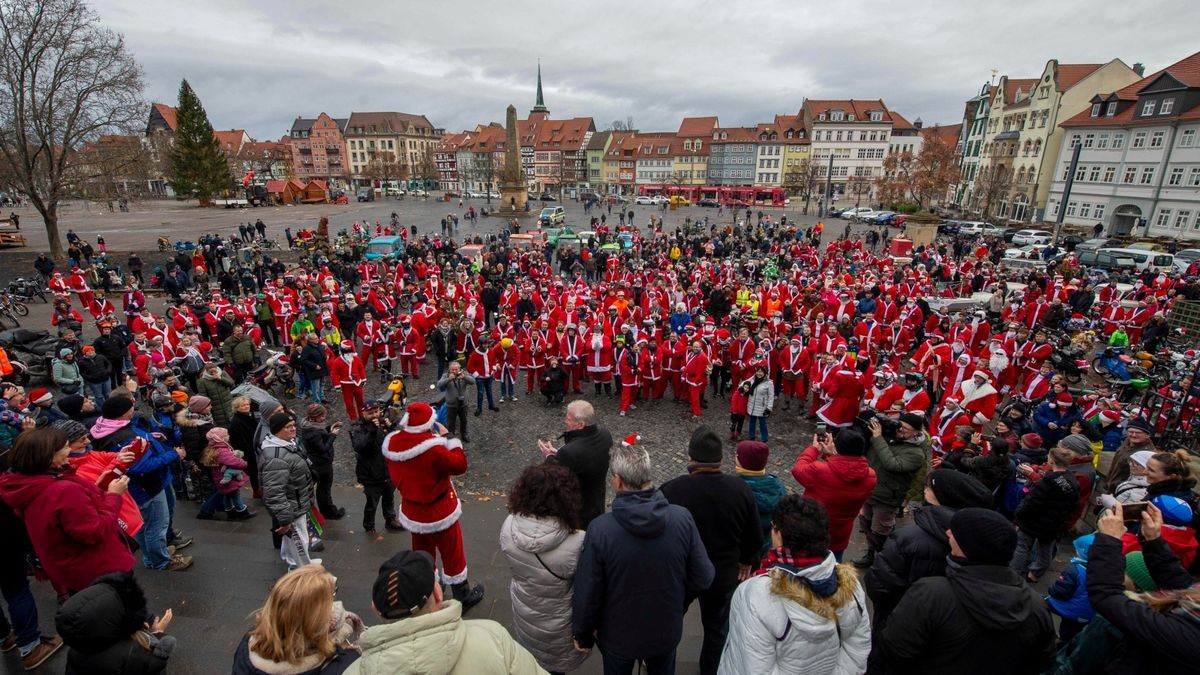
xmin=398 ymin=411 xmax=435 ymax=433
xmin=440 ymin=566 xmax=469 ymax=585
xmin=396 ymin=500 xmax=462 ymax=533
xmin=380 ymin=433 xmax=462 ymax=462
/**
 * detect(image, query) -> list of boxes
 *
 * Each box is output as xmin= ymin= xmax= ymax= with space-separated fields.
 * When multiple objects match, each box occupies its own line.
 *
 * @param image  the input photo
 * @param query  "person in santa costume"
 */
xmin=817 ymin=360 xmax=866 ymax=429
xmin=956 ymin=370 xmax=999 ymax=430
xmin=329 ymin=340 xmax=367 ymax=421
xmin=383 ymin=401 xmax=485 ymax=609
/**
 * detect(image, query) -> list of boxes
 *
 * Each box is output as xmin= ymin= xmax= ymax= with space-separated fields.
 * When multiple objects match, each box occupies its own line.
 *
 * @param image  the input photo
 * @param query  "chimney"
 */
xmin=1133 ymin=62 xmax=1145 ymax=77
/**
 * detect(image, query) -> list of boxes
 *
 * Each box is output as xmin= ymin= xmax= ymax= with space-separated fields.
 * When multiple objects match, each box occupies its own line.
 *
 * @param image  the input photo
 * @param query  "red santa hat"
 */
xmin=399 ymin=401 xmax=435 ymax=433
xmin=1056 ymin=392 xmax=1075 ymax=406
xmin=621 ymin=434 xmax=640 ymax=447
xmin=1099 ymin=409 xmax=1121 ymax=424
xmin=29 ymin=388 xmax=52 ymax=405
xmin=340 ymin=340 xmax=355 ymax=351
xmin=972 ymin=370 xmax=991 ymax=381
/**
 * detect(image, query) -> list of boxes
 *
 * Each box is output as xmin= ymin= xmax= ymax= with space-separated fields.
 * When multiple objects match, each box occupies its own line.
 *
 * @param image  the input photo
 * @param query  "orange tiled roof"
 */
xmin=804 ymin=99 xmax=895 ymax=123
xmin=678 ymin=116 xmax=718 ymax=137
xmin=1055 ymin=63 xmax=1104 ymax=91
xmin=999 ymin=79 xmax=1038 ymax=105
xmin=1062 ymin=51 xmax=1200 ymax=127
xmin=921 ymin=123 xmax=961 ymax=146
xmin=152 ymin=103 xmax=177 ymax=131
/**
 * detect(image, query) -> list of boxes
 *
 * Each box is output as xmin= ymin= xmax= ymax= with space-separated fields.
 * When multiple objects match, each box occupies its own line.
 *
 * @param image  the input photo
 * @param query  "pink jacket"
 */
xmin=209 ymin=441 xmax=249 ymax=495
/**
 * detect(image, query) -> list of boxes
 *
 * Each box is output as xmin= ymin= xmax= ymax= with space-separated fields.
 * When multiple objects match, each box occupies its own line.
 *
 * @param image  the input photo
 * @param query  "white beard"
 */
xmin=959 ymin=379 xmax=978 ymax=400
xmin=989 ymin=353 xmax=1009 ymax=372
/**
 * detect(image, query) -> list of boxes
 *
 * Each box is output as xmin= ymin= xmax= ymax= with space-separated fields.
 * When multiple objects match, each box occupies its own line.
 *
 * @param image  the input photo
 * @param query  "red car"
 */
xmin=334 ymin=194 xmax=349 ymax=205
xmin=889 ymin=214 xmax=907 ymax=227
xmin=724 ymin=199 xmax=751 ymax=208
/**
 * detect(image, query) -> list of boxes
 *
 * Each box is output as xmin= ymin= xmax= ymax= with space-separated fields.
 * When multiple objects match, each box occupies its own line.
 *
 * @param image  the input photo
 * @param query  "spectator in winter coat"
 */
xmin=55 ymin=572 xmax=174 ymax=674
xmin=227 ymin=397 xmax=260 ymax=498
xmin=259 ymin=413 xmax=316 ymax=570
xmin=1102 ymin=417 xmax=1156 ymax=494
xmin=52 ymin=348 xmax=84 ymax=395
xmin=77 ymin=346 xmax=114 ymax=401
xmin=718 ymin=495 xmax=870 ymax=675
xmin=1087 ymin=501 xmax=1200 ymax=674
xmin=195 ymin=364 xmax=235 ymax=428
xmin=300 ymin=404 xmax=345 ymax=520
xmin=572 ymin=444 xmax=714 ymax=675
xmin=1032 ymin=392 xmax=1081 ymax=447
xmin=880 ymin=508 xmax=1056 ymax=674
xmin=499 ymin=463 xmax=590 ymax=674
xmin=349 ymin=401 xmax=402 ymax=534
xmin=1113 ymin=450 xmax=1155 ymax=504
xmin=539 ymin=400 xmax=612 ymax=530
xmin=791 ymin=426 xmax=876 ymax=561
xmin=733 ymin=440 xmax=787 ymax=559
xmin=0 ymin=427 xmax=135 ymax=596
xmin=1046 ymin=533 xmax=1098 ymax=645
xmin=863 ymin=469 xmax=993 ymax=672
xmin=1012 ymin=446 xmax=1081 ymax=581
xmin=661 ymin=426 xmax=762 ymax=675
xmin=742 ymin=364 xmax=774 ymax=443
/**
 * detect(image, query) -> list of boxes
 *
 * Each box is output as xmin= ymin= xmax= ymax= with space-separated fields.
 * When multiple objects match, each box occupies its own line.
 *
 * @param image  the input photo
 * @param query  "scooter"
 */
xmin=1092 ymin=346 xmax=1131 ymax=382
xmin=247 ymin=350 xmax=295 ymax=399
xmin=1049 ymin=345 xmax=1089 ymax=384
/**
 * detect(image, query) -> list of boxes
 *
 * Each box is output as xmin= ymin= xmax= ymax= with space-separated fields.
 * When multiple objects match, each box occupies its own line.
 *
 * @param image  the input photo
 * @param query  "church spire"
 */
xmin=531 ymin=60 xmax=549 ymax=115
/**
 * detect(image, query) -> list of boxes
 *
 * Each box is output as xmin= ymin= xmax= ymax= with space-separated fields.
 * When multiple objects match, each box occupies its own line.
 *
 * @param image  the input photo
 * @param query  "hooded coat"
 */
xmin=791 ymin=446 xmax=877 ymax=552
xmin=879 ymin=559 xmax=1056 ymax=675
xmin=196 ymin=370 xmax=235 ymax=427
xmin=55 ymin=572 xmax=172 ymax=674
xmin=498 ymin=513 xmax=589 ymax=673
xmin=863 ymin=504 xmax=956 ymax=629
xmin=259 ymin=434 xmax=314 ymax=526
xmin=717 ymin=555 xmax=871 ymax=675
xmin=0 ymin=466 xmax=134 ymax=594
xmin=344 ymin=600 xmax=542 ymax=675
xmin=866 ymin=432 xmax=929 ymax=508
xmin=571 ymin=488 xmax=715 ymax=656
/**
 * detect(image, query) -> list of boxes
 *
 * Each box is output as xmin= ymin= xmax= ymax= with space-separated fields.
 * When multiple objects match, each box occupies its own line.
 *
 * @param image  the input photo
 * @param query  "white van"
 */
xmin=1097 ymin=247 xmax=1175 ymax=273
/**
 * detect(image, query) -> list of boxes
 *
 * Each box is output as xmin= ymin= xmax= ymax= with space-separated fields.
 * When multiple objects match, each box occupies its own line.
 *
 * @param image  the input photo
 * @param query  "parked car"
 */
xmin=463 ymin=190 xmax=484 ymax=198
xmin=841 ymin=207 xmax=870 ymax=220
xmin=539 ymin=206 xmax=566 ymax=225
xmin=634 ymin=196 xmax=654 ymax=205
xmin=356 ymin=188 xmax=375 ymax=202
xmin=938 ymin=220 xmax=961 ymax=235
xmin=1098 ymin=247 xmax=1175 ymax=273
xmin=651 ymin=195 xmax=669 ymax=205
xmin=487 ymin=191 xmax=500 ymax=199
xmin=1005 ymin=244 xmax=1050 ymax=260
xmin=698 ymin=198 xmax=720 ymax=207
xmin=539 ymin=193 xmax=557 ymax=201
xmin=888 ymin=214 xmax=908 ymax=227
xmin=365 ymin=236 xmax=405 ymax=261
xmin=853 ymin=209 xmax=880 ymax=222
xmin=869 ymin=211 xmax=896 ymax=225
xmin=1075 ymin=237 xmax=1118 ymax=254
xmin=1011 ymin=229 xmax=1053 ymax=246
xmin=668 ymin=195 xmax=690 ymax=206
xmin=1060 ymin=234 xmax=1084 ymax=250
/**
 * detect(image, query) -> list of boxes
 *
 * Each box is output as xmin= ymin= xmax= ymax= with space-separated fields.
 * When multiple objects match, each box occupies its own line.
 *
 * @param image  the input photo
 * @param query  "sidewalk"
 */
xmin=15 ymin=486 xmax=715 ymax=675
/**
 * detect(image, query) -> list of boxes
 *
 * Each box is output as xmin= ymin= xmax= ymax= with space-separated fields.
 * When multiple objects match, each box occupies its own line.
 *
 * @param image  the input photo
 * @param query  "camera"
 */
xmin=855 ymin=410 xmax=901 ymax=440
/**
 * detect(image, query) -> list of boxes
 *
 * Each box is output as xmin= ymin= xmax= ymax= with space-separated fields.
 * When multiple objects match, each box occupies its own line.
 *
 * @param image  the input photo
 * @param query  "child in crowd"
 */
xmin=729 ymin=379 xmax=750 ymax=441
xmin=1046 ymin=533 xmax=1096 ymax=644
xmin=199 ymin=427 xmax=253 ymax=518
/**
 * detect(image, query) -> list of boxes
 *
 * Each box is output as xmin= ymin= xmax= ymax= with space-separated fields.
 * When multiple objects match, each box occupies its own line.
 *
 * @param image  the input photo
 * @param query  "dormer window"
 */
xmin=1142 ymin=100 xmax=1157 ymax=116
xmin=721 ymin=132 xmax=727 ymax=140
xmin=818 ymin=113 xmax=827 ymax=121
xmin=830 ymin=110 xmax=844 ymax=121
xmin=694 ymin=140 xmax=702 ymax=151
xmin=785 ymin=131 xmax=793 ymax=139
xmin=712 ymin=132 xmax=719 ymax=140
xmin=869 ymin=111 xmax=882 ymax=122
xmin=1090 ymin=103 xmax=1101 ymax=117
xmin=848 ymin=114 xmax=855 ymax=122
xmin=1160 ymin=98 xmax=1175 ymax=115
xmin=1106 ymin=101 xmax=1117 ymax=116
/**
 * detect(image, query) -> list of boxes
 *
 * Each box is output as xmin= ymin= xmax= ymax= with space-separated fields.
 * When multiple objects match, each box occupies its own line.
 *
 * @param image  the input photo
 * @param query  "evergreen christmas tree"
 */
xmin=168 ymin=79 xmax=229 ymax=203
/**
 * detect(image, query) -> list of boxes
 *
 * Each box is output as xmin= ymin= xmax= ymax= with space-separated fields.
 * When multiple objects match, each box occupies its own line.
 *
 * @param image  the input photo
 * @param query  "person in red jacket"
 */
xmin=817 ymin=363 xmax=866 ymax=429
xmin=0 ymin=426 xmax=135 ymax=596
xmin=682 ymin=340 xmax=710 ymax=419
xmin=617 ymin=340 xmax=643 ymax=417
xmin=381 ymin=402 xmax=484 ymax=609
xmin=329 ymin=341 xmax=367 ymax=421
xmin=791 ymin=426 xmax=877 ymax=561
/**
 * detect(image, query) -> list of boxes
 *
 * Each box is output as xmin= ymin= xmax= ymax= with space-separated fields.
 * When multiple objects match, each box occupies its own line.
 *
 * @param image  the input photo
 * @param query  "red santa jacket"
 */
xmin=383 ymin=425 xmax=467 ymax=533
xmin=328 ymin=354 xmax=366 ymax=387
xmin=817 ymin=368 xmax=865 ymax=427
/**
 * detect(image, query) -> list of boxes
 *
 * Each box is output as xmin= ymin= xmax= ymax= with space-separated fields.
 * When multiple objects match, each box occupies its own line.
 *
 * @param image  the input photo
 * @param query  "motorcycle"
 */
xmin=7 ymin=278 xmax=47 ymax=303
xmin=1049 ymin=345 xmax=1089 ymax=384
xmin=246 ymin=349 xmax=295 ymax=399
xmin=1092 ymin=346 xmax=1131 ymax=382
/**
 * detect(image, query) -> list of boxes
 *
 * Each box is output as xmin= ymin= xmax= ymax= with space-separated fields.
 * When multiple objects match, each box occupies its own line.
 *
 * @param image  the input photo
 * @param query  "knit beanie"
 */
xmin=1124 ymin=551 xmax=1157 ymax=591
xmin=688 ymin=426 xmax=723 ymax=464
xmin=1058 ymin=433 xmax=1092 ymax=456
xmin=735 ymin=441 xmax=769 ymax=472
xmin=372 ymin=550 xmax=436 ymax=619
xmin=1126 ymin=417 xmax=1153 ymax=434
xmin=57 ymin=394 xmax=85 ymax=418
xmin=898 ymin=412 xmax=926 ymax=431
xmin=268 ymin=412 xmax=295 ymax=434
xmin=187 ymin=396 xmax=211 ymax=414
xmin=306 ymin=403 xmax=327 ymax=420
xmin=949 ymin=508 xmax=1017 ymax=565
xmin=100 ymin=395 xmax=134 ymax=419
xmin=206 ymin=427 xmax=230 ymax=444
xmin=927 ymin=470 xmax=992 ymax=509
xmin=51 ymin=419 xmax=89 ymax=442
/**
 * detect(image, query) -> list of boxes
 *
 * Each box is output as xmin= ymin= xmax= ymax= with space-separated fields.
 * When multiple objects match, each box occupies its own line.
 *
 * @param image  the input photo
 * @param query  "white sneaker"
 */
xmin=510 ymin=395 xmax=518 ymax=401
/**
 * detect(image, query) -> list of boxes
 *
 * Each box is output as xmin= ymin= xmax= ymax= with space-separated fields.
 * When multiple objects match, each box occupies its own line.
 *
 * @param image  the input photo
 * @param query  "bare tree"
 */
xmin=972 ymin=163 xmax=1013 ymax=220
xmin=607 ymin=116 xmax=635 ymax=132
xmin=874 ymin=133 xmax=960 ymax=209
xmin=413 ymin=144 xmax=438 ymax=186
xmin=0 ymin=0 xmax=144 ymax=259
xmin=847 ymin=173 xmax=872 ymax=207
xmin=68 ymin=134 xmax=150 ymax=203
xmin=783 ymin=158 xmax=822 ymax=215
xmin=473 ymin=153 xmax=497 ymax=202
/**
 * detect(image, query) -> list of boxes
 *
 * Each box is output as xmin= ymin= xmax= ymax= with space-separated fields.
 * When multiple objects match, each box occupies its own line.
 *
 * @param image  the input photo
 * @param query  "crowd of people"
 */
xmin=0 ymin=209 xmax=1198 ymax=674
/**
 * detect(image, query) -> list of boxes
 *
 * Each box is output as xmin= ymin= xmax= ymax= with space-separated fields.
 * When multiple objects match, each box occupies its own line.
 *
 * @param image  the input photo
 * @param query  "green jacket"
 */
xmin=196 ymin=370 xmax=235 ymax=427
xmin=866 ymin=432 xmax=929 ymax=507
xmin=52 ymin=358 xmax=83 ymax=390
xmin=222 ymin=335 xmax=256 ymax=366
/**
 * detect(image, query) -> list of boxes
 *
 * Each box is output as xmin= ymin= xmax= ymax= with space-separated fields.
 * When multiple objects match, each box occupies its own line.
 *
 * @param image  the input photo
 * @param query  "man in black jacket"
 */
xmin=572 ymin=444 xmax=714 ymax=675
xmin=538 ymin=400 xmax=611 ymax=529
xmin=428 ymin=317 xmax=458 ymax=380
xmin=92 ymin=322 xmax=128 ymax=389
xmin=660 ymin=426 xmax=761 ymax=675
xmin=880 ymin=508 xmax=1056 ymax=675
xmin=349 ymin=401 xmax=402 ymax=534
xmin=863 ymin=469 xmax=992 ymax=672
xmin=296 ymin=334 xmax=329 ymax=403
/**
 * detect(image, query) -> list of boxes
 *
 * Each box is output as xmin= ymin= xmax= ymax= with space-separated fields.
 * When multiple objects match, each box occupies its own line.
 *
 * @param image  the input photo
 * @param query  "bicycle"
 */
xmin=0 ymin=295 xmax=27 ymax=327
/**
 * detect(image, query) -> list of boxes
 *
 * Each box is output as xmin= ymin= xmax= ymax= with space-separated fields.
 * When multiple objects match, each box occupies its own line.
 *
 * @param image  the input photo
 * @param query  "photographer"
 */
xmin=853 ymin=413 xmax=930 ymax=569
xmin=437 ymin=361 xmax=476 ymax=442
xmin=299 ymin=404 xmax=345 ymax=520
xmin=350 ymin=400 xmax=403 ymax=535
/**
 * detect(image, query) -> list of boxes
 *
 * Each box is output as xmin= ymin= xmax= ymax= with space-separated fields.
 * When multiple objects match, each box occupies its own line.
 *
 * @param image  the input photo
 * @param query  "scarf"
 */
xmin=89 ymin=416 xmax=130 ymax=440
xmin=755 ymin=547 xmax=837 ymax=596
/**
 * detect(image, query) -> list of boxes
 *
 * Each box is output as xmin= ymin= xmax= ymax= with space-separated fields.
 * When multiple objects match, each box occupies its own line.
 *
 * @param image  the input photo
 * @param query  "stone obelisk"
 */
xmin=499 ymin=104 xmax=529 ymax=215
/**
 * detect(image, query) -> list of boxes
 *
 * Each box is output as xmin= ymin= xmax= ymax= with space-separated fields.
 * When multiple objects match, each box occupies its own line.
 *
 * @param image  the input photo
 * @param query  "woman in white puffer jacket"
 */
xmin=499 ymin=463 xmax=590 ymax=674
xmin=719 ymin=494 xmax=871 ymax=675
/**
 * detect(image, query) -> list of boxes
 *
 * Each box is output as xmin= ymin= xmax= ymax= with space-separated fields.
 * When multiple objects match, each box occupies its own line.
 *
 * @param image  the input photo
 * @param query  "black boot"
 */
xmin=451 ymin=580 xmax=485 ymax=610
xmin=851 ymin=547 xmax=876 ymax=569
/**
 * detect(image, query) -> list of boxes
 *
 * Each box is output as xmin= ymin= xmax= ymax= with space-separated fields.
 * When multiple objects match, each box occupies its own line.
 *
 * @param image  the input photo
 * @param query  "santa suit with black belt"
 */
xmin=383 ymin=403 xmax=471 ymax=584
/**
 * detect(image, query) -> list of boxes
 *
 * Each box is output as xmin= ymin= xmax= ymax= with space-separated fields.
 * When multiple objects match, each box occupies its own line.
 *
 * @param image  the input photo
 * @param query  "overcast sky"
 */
xmin=92 ymin=0 xmax=1195 ymax=140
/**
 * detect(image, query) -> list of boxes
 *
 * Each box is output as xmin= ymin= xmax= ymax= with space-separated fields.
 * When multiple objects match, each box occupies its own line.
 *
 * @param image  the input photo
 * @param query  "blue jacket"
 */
xmin=91 ymin=417 xmax=177 ymax=505
xmin=856 ymin=297 xmax=878 ymax=317
xmin=1099 ymin=423 xmax=1123 ymax=454
xmin=669 ymin=311 xmax=691 ymax=335
xmin=738 ymin=472 xmax=787 ymax=558
xmin=1048 ymin=561 xmax=1094 ymax=622
xmin=572 ymin=488 xmax=714 ymax=656
xmin=1032 ymin=403 xmax=1081 ymax=446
